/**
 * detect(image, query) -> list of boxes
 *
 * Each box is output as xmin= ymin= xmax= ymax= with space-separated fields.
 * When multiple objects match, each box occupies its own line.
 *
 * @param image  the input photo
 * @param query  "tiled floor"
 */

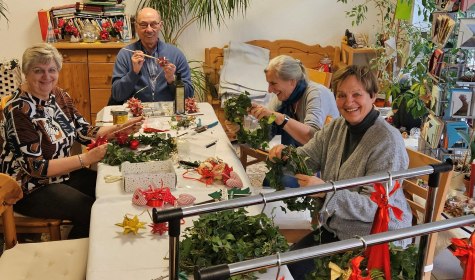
xmin=432 ymin=248 xmax=463 ymax=280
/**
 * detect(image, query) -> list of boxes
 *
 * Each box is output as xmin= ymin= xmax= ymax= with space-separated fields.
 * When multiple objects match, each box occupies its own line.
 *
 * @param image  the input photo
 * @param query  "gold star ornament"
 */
xmin=115 ymin=215 xmax=146 ymax=235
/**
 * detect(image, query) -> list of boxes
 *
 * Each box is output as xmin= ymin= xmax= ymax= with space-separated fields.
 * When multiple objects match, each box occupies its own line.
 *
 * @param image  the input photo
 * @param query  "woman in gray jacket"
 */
xmin=269 ymin=65 xmax=412 ymax=279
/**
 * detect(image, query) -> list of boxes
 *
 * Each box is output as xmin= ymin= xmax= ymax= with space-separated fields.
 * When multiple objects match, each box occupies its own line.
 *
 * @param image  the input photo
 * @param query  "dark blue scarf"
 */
xmin=273 ymin=79 xmax=307 ymax=147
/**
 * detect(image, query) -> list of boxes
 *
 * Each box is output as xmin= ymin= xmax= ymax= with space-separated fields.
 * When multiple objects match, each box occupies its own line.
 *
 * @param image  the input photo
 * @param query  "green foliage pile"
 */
xmin=179 ymin=208 xmax=289 ymax=279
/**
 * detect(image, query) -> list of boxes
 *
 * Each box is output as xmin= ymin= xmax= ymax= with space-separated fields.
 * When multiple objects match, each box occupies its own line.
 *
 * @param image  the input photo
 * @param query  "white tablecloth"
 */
xmin=87 ymin=102 xmax=294 ymax=280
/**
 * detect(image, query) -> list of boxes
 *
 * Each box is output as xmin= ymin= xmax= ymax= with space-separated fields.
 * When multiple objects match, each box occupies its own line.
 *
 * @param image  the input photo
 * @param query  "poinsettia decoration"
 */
xmin=185 ymin=97 xmax=199 ymax=113
xmin=127 ymin=97 xmax=143 ymax=117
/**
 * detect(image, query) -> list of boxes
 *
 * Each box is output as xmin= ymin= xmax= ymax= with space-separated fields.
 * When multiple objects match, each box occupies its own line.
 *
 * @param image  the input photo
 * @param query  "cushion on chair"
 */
xmin=0 ymin=238 xmax=89 ymax=280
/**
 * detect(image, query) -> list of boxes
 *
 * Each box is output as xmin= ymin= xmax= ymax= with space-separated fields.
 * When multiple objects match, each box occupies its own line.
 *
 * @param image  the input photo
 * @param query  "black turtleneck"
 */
xmin=341 ymin=108 xmax=380 ymax=165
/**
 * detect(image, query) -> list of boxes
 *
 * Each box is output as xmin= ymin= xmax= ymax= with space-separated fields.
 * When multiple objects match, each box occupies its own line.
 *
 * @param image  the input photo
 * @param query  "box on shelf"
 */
xmin=121 ymin=160 xmax=176 ymax=192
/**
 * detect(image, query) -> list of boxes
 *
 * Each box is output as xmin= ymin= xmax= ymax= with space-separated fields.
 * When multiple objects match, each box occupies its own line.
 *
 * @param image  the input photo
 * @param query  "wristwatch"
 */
xmin=277 ymin=114 xmax=290 ymax=128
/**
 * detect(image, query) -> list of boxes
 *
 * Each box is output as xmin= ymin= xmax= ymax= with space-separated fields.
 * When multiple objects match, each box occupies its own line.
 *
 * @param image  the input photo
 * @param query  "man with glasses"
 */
xmin=110 ymin=7 xmax=194 ymax=104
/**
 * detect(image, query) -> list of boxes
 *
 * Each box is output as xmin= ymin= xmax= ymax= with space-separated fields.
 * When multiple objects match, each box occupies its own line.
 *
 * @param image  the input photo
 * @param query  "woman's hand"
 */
xmin=83 ymin=143 xmax=108 ymax=165
xmin=295 ymin=174 xmax=326 ymax=198
xmin=116 ymin=116 xmax=144 ymax=135
xmin=249 ymin=103 xmax=273 ymax=120
xmin=268 ymin=144 xmax=286 ymax=162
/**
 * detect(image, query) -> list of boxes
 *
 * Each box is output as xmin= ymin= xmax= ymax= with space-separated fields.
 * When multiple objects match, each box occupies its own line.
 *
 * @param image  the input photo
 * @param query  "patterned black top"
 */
xmin=0 ymin=87 xmax=99 ymax=195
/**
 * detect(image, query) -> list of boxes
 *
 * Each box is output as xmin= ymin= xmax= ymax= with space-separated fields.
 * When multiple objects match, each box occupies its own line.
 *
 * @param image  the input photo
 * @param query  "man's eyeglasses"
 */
xmin=137 ymin=21 xmax=162 ymax=30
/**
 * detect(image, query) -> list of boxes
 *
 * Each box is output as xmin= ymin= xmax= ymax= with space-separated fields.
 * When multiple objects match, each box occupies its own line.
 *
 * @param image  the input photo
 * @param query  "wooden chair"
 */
xmin=0 ymin=173 xmax=89 ymax=280
xmin=0 ymin=95 xmax=64 ymax=241
xmin=402 ymin=148 xmax=453 ymax=280
xmin=305 ymin=67 xmax=332 ymax=88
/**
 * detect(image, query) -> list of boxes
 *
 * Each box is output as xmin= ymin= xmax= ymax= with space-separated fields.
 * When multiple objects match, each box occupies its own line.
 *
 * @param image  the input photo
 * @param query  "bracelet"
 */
xmin=78 ymin=154 xmax=86 ymax=169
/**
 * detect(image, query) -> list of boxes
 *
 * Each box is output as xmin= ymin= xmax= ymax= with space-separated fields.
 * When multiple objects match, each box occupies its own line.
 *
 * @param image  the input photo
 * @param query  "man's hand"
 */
xmin=132 ymin=51 xmax=145 ymax=74
xmin=161 ymin=60 xmax=176 ymax=84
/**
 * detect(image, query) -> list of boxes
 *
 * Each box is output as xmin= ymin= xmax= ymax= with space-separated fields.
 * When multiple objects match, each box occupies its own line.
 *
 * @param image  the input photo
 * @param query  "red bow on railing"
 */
xmin=451 ymin=232 xmax=475 ymax=280
xmin=349 ymin=256 xmax=371 ymax=280
xmin=366 ymin=181 xmax=403 ymax=280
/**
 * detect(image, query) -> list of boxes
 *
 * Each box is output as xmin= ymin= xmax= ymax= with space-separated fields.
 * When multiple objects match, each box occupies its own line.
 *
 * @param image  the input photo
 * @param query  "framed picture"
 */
xmin=450 ymin=88 xmax=472 ymax=118
xmin=431 ymin=84 xmax=441 ymax=116
xmin=457 ymin=18 xmax=475 ymax=49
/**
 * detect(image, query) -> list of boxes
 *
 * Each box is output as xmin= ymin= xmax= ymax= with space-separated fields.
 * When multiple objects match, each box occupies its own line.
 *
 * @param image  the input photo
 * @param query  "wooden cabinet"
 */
xmin=53 ymin=42 xmax=129 ymax=124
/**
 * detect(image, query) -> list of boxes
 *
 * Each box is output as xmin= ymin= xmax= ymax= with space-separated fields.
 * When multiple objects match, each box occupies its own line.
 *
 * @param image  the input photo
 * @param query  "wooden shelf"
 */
xmin=341 ymin=43 xmax=376 ymax=65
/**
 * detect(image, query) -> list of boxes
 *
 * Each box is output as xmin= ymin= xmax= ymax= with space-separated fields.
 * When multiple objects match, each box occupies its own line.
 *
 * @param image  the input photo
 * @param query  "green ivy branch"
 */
xmin=102 ymin=133 xmax=177 ymax=166
xmin=224 ymin=92 xmax=276 ymax=150
xmin=265 ymin=145 xmax=319 ymax=215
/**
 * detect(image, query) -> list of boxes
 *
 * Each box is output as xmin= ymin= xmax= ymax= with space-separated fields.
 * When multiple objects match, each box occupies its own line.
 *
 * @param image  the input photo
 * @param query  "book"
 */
xmin=422 ymin=114 xmax=444 ymax=149
xmin=428 ymin=48 xmax=444 ymax=77
xmin=431 ymin=13 xmax=456 ymax=48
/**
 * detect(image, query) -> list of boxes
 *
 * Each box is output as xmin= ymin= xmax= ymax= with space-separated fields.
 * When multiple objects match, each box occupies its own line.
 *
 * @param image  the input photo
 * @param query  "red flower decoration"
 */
xmin=185 ymin=97 xmax=199 ymax=113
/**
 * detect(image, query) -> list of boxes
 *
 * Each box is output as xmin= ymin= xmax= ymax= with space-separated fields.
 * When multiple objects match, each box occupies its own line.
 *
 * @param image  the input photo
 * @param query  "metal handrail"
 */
xmin=195 ymin=215 xmax=475 ymax=280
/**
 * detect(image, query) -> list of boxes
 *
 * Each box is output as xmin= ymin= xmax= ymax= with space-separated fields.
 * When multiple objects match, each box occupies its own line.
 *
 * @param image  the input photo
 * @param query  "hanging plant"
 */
xmin=179 ymin=208 xmax=289 ymax=279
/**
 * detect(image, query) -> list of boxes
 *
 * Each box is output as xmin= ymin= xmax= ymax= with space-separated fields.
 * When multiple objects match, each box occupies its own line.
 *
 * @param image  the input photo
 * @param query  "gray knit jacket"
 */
xmin=297 ymin=116 xmax=412 ymax=243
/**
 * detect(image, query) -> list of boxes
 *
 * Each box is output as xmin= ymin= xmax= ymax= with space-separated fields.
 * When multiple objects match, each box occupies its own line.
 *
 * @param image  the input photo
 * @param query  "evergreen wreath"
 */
xmin=223 ymin=92 xmax=275 ymax=150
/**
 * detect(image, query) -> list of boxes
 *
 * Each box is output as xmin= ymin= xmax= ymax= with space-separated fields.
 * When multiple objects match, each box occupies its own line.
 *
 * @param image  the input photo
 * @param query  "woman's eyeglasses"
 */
xmin=137 ymin=21 xmax=162 ymax=30
xmin=31 ymin=68 xmax=58 ymax=75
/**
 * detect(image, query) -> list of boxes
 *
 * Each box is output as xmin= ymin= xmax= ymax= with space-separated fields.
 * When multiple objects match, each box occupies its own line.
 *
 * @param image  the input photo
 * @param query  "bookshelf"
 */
xmin=40 ymin=1 xmax=132 ymax=42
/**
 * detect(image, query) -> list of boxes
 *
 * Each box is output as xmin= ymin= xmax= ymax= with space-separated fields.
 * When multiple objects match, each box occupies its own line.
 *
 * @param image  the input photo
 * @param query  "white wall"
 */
xmin=0 ymin=0 xmax=379 ymax=62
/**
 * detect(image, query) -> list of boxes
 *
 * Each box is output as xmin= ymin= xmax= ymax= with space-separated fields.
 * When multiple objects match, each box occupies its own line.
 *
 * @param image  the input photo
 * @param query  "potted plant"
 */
xmin=337 ymin=0 xmax=440 ymax=116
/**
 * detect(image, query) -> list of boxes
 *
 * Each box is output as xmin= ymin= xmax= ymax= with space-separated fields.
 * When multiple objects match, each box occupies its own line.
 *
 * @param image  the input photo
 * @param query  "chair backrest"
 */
xmin=0 ymin=95 xmax=12 ymax=110
xmin=0 ymin=173 xmax=23 ymax=249
xmin=305 ymin=68 xmax=332 ymax=88
xmin=402 ymin=148 xmax=453 ymax=280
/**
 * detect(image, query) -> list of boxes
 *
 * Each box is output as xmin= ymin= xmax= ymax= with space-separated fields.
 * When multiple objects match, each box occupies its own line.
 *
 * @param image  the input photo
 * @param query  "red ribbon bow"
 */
xmin=366 ymin=181 xmax=403 ymax=280
xmin=141 ymin=185 xmax=176 ymax=207
xmin=451 ymin=232 xmax=475 ymax=280
xmin=349 ymin=256 xmax=371 ymax=280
